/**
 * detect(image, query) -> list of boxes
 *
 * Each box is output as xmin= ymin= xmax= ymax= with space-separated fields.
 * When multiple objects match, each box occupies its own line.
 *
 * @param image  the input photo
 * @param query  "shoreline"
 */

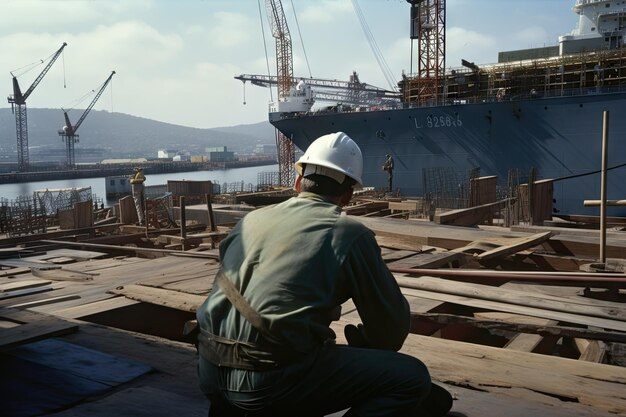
xmin=0 ymin=159 xmax=277 ymax=185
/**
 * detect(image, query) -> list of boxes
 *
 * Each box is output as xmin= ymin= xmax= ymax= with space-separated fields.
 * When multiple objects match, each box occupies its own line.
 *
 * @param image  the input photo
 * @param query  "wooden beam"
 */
xmin=0 ymin=308 xmax=78 ymax=352
xmin=396 ymin=276 xmax=626 ymax=321
xmin=398 ymin=286 xmax=626 ymax=332
xmin=330 ymin=320 xmax=626 ymax=415
xmin=576 ymin=339 xmax=608 ymax=363
xmin=584 ymin=199 xmax=626 ymax=206
xmin=109 ymin=284 xmax=206 ymax=313
xmin=412 ymin=312 xmax=626 ymax=343
xmin=504 ymin=318 xmax=558 ymax=352
xmin=434 ymin=199 xmax=510 ymax=227
xmin=474 ymin=231 xmax=553 ymax=261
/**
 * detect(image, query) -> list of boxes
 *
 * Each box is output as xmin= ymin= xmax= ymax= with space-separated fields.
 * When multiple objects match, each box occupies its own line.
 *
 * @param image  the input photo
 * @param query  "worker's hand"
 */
xmin=344 ymin=323 xmax=370 ymax=348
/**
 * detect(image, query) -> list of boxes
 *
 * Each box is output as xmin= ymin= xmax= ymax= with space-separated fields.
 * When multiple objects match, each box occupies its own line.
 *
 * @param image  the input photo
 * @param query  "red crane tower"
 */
xmin=407 ymin=0 xmax=445 ymax=104
xmin=266 ymin=0 xmax=295 ymax=187
xmin=59 ymin=71 xmax=116 ymax=168
xmin=7 ymin=42 xmax=68 ymax=172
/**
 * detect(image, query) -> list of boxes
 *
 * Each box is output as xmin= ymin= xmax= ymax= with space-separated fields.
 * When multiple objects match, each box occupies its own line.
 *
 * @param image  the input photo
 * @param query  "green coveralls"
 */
xmin=196 ymin=192 xmax=431 ymax=416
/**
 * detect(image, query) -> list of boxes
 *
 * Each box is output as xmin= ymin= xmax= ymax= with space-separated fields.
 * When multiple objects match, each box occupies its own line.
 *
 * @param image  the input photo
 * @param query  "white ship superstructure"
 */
xmin=560 ymin=0 xmax=626 ymax=53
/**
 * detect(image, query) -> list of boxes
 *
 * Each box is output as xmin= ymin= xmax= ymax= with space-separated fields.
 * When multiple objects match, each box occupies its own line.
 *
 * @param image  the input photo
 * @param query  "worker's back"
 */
xmin=196 ymin=192 xmax=369 ymax=355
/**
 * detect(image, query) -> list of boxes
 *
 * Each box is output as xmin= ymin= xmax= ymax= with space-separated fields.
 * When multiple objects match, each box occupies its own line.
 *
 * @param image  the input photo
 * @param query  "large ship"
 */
xmin=268 ymin=0 xmax=626 ymax=217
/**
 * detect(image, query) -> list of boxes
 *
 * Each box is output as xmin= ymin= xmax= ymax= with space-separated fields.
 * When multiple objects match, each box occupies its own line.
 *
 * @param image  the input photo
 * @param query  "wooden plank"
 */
xmin=74 ymin=200 xmax=94 ymax=229
xmin=475 ymin=231 xmax=553 ymax=261
xmin=374 ymin=234 xmax=423 ymax=251
xmin=398 ymin=286 xmax=626 ymax=332
xmin=387 ymin=251 xmax=466 ymax=269
xmin=52 ymin=296 xmax=140 ymax=319
xmin=0 ymin=259 xmax=61 ymax=269
xmin=161 ymin=277 xmax=215 ymax=295
xmin=8 ymin=294 xmax=82 ymax=309
xmin=576 ymin=339 xmax=608 ymax=363
xmin=380 ymin=249 xmax=419 ymax=262
xmin=109 ymin=284 xmax=206 ymax=313
xmin=555 ymin=213 xmax=626 ymax=226
xmin=434 ymin=199 xmax=509 ymax=227
xmin=511 ymin=225 xmax=626 ymax=258
xmin=0 ymin=279 xmax=51 ymax=293
xmin=396 ymin=276 xmax=626 ymax=321
xmin=23 ymin=249 xmax=108 ymax=262
xmin=412 ymin=312 xmax=626 ymax=343
xmin=0 ymin=284 xmax=55 ymax=300
xmin=357 ymin=216 xmax=535 ymax=251
xmin=329 ymin=320 xmax=626 ymax=415
xmin=0 ymin=308 xmax=79 ymax=352
xmin=31 ymin=268 xmax=96 ymax=282
xmin=0 ymin=266 xmax=31 ymax=277
xmin=504 ymin=318 xmax=558 ymax=352
xmin=119 ymin=195 xmax=138 ymax=224
xmin=401 ymin=333 xmax=626 ymax=414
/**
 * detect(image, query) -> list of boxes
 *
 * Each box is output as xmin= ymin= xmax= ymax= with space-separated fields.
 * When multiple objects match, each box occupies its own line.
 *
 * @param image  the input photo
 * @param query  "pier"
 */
xmin=0 ymin=159 xmax=277 ymax=185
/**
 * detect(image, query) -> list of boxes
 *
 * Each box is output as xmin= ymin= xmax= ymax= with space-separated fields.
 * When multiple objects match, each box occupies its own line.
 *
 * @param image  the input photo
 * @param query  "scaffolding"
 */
xmin=257 ymin=171 xmax=281 ymax=191
xmin=221 ymin=181 xmax=254 ymax=194
xmin=401 ymin=47 xmax=626 ymax=105
xmin=33 ymin=187 xmax=92 ymax=216
xmin=0 ymin=196 xmax=47 ymax=237
xmin=422 ymin=166 xmax=478 ymax=210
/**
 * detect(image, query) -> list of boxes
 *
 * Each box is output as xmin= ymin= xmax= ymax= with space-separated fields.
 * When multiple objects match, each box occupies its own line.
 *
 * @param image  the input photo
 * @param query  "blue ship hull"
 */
xmin=270 ymin=91 xmax=626 ymax=216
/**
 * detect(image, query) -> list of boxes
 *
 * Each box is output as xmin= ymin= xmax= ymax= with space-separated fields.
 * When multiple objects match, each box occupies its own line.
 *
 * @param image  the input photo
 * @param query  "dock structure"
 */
xmin=1 ymin=194 xmax=626 ymax=416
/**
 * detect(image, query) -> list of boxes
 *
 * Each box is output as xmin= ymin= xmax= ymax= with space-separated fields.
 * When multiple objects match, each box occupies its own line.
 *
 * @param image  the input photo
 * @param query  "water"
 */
xmin=0 ymin=164 xmax=279 ymax=206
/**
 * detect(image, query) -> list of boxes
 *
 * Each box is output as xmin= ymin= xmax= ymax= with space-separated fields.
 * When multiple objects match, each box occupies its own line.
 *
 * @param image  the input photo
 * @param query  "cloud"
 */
xmin=299 ymin=0 xmax=353 ymax=24
xmin=446 ymin=26 xmax=498 ymax=67
xmin=208 ymin=12 xmax=254 ymax=49
xmin=514 ymin=26 xmax=550 ymax=47
xmin=0 ymin=0 xmax=153 ymax=31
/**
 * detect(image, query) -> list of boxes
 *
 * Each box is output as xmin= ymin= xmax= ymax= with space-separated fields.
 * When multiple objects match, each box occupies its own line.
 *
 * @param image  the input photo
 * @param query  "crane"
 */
xmin=59 ymin=71 xmax=116 ymax=168
xmin=266 ymin=0 xmax=296 ymax=187
xmin=406 ymin=0 xmax=446 ymax=104
xmin=235 ymin=72 xmax=401 ymax=108
xmin=7 ymin=42 xmax=68 ymax=172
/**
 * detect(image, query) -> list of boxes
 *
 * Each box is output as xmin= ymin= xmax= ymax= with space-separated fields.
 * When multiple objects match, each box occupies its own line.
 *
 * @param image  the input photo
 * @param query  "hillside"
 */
xmin=0 ymin=108 xmax=276 ymax=162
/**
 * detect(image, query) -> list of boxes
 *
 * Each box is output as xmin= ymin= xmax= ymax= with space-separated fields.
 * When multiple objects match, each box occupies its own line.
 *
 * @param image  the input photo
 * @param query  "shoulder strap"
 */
xmin=215 ymin=269 xmax=278 ymax=343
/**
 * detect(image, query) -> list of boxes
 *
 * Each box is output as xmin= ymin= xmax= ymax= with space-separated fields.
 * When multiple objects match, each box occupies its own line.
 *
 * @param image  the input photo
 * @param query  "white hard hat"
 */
xmin=295 ymin=132 xmax=363 ymax=187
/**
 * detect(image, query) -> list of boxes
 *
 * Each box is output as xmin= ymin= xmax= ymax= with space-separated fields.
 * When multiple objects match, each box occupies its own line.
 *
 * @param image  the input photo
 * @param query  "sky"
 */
xmin=0 ymin=0 xmax=578 ymax=130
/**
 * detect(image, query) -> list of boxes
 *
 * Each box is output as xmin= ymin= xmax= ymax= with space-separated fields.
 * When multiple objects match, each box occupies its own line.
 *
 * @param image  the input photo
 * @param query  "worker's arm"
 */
xmin=340 ymin=230 xmax=410 ymax=351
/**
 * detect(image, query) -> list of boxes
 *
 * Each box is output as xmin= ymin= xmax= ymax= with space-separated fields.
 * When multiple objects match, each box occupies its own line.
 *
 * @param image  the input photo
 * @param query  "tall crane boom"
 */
xmin=266 ymin=0 xmax=295 ymax=187
xmin=59 ymin=71 xmax=116 ymax=168
xmin=235 ymin=72 xmax=401 ymax=107
xmin=7 ymin=42 xmax=68 ymax=172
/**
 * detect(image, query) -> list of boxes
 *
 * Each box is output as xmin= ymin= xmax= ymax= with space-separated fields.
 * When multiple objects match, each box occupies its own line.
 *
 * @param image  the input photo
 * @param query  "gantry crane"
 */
xmin=266 ymin=0 xmax=296 ymax=187
xmin=59 ymin=71 xmax=115 ymax=168
xmin=235 ymin=72 xmax=401 ymax=107
xmin=8 ymin=42 xmax=68 ymax=172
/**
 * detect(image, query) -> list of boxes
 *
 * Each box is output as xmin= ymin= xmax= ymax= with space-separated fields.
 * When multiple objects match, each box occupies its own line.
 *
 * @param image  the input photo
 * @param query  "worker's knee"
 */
xmin=382 ymin=352 xmax=431 ymax=402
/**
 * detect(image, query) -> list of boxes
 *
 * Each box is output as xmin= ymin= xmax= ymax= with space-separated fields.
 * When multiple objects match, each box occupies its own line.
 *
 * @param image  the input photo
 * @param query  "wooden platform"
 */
xmin=1 ymin=215 xmax=625 ymax=416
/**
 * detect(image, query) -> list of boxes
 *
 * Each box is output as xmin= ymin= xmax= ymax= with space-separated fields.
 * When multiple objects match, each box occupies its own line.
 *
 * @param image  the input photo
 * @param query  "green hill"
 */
xmin=0 ymin=108 xmax=276 ymax=163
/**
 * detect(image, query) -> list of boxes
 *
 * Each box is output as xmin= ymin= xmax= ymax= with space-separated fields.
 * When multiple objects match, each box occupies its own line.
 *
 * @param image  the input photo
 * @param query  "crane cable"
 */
xmin=290 ymin=0 xmax=312 ymax=78
xmin=351 ymin=0 xmax=398 ymax=91
xmin=258 ymin=0 xmax=274 ymax=102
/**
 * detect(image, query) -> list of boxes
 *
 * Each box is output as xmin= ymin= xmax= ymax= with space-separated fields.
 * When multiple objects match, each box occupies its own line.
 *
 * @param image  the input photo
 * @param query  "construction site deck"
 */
xmin=1 ymin=189 xmax=625 ymax=417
